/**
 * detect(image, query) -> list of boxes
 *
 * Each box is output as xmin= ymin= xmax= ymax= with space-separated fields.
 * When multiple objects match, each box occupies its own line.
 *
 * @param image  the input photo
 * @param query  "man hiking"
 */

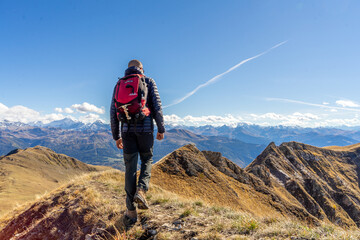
xmin=110 ymin=59 xmax=165 ymax=228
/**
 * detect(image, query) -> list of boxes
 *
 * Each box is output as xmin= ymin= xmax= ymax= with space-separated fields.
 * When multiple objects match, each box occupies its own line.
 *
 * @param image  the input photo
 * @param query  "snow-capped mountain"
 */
xmin=30 ymin=118 xmax=109 ymax=131
xmin=0 ymin=120 xmax=30 ymax=129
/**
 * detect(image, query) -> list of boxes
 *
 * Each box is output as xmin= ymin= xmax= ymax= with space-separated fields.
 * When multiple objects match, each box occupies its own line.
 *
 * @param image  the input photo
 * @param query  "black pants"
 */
xmin=122 ymin=132 xmax=154 ymax=211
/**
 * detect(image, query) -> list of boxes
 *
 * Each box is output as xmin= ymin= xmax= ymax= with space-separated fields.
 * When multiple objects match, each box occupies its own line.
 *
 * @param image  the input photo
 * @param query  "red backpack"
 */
xmin=114 ymin=74 xmax=150 ymax=122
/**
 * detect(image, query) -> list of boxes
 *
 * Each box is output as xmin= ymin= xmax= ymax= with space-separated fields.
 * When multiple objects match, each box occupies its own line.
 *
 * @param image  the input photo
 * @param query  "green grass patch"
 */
xmin=210 ymin=206 xmax=226 ymax=215
xmin=232 ymin=218 xmax=259 ymax=235
xmin=180 ymin=208 xmax=192 ymax=218
xmin=193 ymin=201 xmax=203 ymax=207
xmin=210 ymin=222 xmax=225 ymax=232
xmin=153 ymin=198 xmax=169 ymax=205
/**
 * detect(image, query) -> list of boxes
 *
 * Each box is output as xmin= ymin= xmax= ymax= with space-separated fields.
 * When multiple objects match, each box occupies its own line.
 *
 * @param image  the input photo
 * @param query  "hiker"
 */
xmin=110 ymin=59 xmax=165 ymax=227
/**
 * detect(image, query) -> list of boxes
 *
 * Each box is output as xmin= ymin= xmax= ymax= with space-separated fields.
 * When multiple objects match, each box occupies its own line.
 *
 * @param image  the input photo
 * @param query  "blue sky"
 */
xmin=1 ymin=0 xmax=360 ymax=127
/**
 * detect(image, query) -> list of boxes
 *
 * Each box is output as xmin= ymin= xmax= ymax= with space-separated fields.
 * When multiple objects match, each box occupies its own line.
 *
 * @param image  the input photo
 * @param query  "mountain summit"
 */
xmin=151 ymin=144 xmax=319 ymax=224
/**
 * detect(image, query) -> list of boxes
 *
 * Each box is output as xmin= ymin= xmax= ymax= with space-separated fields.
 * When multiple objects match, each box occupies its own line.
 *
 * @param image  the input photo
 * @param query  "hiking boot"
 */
xmin=123 ymin=209 xmax=137 ymax=230
xmin=134 ymin=188 xmax=149 ymax=209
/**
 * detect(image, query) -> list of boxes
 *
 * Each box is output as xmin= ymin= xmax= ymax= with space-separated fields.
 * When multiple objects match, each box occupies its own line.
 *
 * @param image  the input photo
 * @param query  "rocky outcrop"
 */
xmin=152 ymin=144 xmax=319 ymax=225
xmin=246 ymin=141 xmax=360 ymax=228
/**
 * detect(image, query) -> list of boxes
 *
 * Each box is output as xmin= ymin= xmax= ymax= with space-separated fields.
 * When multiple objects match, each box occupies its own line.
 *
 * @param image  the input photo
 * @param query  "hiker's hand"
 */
xmin=156 ymin=132 xmax=164 ymax=140
xmin=116 ymin=138 xmax=123 ymax=149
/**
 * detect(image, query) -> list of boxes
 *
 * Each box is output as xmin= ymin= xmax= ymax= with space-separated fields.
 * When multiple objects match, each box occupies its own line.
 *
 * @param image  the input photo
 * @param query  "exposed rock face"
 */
xmin=158 ymin=144 xmax=213 ymax=178
xmin=152 ymin=144 xmax=319 ymax=225
xmin=202 ymin=150 xmax=249 ymax=183
xmin=246 ymin=141 xmax=360 ymax=228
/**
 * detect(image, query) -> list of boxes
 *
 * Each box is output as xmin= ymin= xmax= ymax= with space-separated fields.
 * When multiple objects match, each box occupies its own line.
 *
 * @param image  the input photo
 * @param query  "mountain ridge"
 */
xmin=151 ymin=144 xmax=319 ymax=224
xmin=246 ymin=141 xmax=360 ymax=228
xmin=0 ymin=145 xmax=108 ymax=216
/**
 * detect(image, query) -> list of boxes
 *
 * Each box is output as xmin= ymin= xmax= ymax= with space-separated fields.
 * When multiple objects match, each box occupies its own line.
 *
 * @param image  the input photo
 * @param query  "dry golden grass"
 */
xmin=0 ymin=170 xmax=126 ymax=238
xmin=323 ymin=143 xmax=360 ymax=152
xmin=150 ymin=145 xmax=287 ymax=220
xmin=0 ymin=146 xmax=109 ymax=216
xmin=1 ymin=169 xmax=360 ymax=239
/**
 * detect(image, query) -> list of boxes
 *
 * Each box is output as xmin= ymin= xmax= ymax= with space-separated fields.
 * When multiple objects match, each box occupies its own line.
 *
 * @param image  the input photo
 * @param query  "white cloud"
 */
xmin=293 ymin=112 xmax=319 ymax=120
xmin=322 ymin=102 xmax=329 ymax=105
xmin=78 ymin=113 xmax=102 ymax=124
xmin=164 ymin=112 xmax=360 ymax=128
xmin=323 ymin=117 xmax=360 ymax=127
xmin=41 ymin=113 xmax=69 ymax=124
xmin=0 ymin=103 xmax=104 ymax=124
xmin=335 ymin=100 xmax=359 ymax=108
xmin=0 ymin=105 xmax=41 ymax=123
xmin=164 ymin=114 xmax=183 ymax=123
xmin=0 ymin=104 xmax=66 ymax=124
xmin=165 ymin=114 xmax=244 ymax=127
xmin=64 ymin=107 xmax=74 ymax=114
xmin=71 ymin=102 xmax=105 ymax=114
xmin=0 ymin=103 xmax=9 ymax=112
xmin=250 ymin=113 xmax=284 ymax=120
xmin=247 ymin=112 xmax=320 ymax=126
xmin=55 ymin=107 xmax=80 ymax=114
xmin=2 ymin=102 xmax=360 ymax=128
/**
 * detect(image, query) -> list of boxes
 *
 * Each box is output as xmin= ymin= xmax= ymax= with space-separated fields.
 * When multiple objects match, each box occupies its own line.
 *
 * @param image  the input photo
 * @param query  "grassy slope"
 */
xmin=323 ymin=143 xmax=360 ymax=151
xmin=1 ymin=170 xmax=360 ymax=240
xmin=151 ymin=145 xmax=283 ymax=218
xmin=0 ymin=146 xmax=109 ymax=216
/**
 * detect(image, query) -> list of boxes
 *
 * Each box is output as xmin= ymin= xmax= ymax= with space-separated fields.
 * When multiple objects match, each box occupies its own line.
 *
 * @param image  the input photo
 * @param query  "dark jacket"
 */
xmin=110 ymin=66 xmax=165 ymax=141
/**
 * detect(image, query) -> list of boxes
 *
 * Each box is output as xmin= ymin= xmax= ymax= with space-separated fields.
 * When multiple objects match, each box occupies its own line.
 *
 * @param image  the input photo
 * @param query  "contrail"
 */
xmin=266 ymin=97 xmax=360 ymax=112
xmin=164 ymin=41 xmax=288 ymax=108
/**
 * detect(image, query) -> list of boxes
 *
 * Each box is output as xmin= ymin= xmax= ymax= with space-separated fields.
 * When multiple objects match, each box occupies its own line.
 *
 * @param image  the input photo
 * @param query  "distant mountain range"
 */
xmin=179 ymin=124 xmax=360 ymax=146
xmin=32 ymin=118 xmax=110 ymax=131
xmin=0 ymin=122 xmax=123 ymax=169
xmin=1 ymin=118 xmax=360 ymax=169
